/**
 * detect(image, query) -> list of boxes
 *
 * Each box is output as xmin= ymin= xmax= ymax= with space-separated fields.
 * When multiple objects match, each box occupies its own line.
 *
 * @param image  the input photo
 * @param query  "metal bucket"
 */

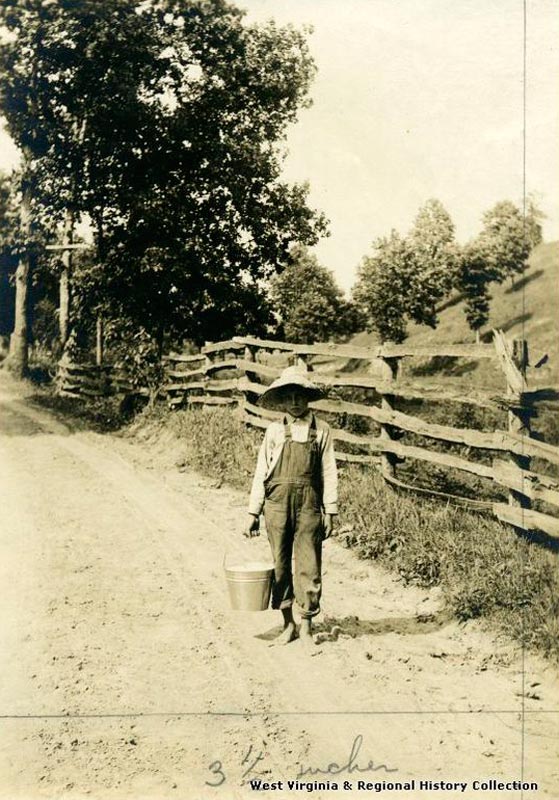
xmin=225 ymin=560 xmax=274 ymax=611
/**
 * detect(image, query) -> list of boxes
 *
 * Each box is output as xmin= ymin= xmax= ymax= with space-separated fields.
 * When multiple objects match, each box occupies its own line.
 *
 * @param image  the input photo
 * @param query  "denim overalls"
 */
xmin=264 ymin=415 xmax=323 ymax=618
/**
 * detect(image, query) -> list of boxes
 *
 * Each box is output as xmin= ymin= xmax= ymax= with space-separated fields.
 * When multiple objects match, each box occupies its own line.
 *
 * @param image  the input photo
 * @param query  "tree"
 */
xmin=455 ymin=197 xmax=545 ymax=340
xmin=525 ymin=193 xmax=545 ymax=250
xmin=270 ymin=245 xmax=363 ymax=344
xmin=352 ymin=231 xmax=415 ymax=343
xmin=353 ymin=199 xmax=459 ymax=344
xmin=0 ymin=171 xmax=18 ymax=342
xmin=476 ymin=200 xmax=530 ymax=284
xmin=0 ymin=0 xmax=327 ymax=356
xmin=407 ymin=199 xmax=458 ymax=328
xmin=0 ymin=166 xmax=63 ymax=358
xmin=0 ymin=155 xmax=48 ymax=375
xmin=456 ymin=242 xmax=492 ymax=342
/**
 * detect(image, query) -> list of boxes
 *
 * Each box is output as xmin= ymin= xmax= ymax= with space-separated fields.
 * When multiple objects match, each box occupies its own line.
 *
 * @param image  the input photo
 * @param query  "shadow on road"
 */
xmin=255 ymin=611 xmax=452 ymax=645
xmin=0 ymin=401 xmax=53 ymax=437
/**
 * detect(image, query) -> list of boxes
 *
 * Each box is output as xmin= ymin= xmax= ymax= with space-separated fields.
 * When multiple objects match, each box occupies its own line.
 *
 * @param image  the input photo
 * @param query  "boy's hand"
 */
xmin=245 ymin=514 xmax=260 ymax=538
xmin=322 ymin=513 xmax=335 ymax=540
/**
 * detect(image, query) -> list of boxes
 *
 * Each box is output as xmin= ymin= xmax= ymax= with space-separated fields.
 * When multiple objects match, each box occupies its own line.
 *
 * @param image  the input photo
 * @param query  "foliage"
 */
xmin=352 ymin=231 xmax=415 ymax=343
xmin=353 ymin=200 xmax=458 ymax=343
xmin=269 ymin=245 xmax=363 ymax=343
xmin=406 ymin=199 xmax=458 ymax=328
xmin=0 ymin=168 xmax=36 ymax=253
xmin=31 ymin=297 xmax=59 ymax=348
xmin=525 ymin=193 xmax=545 ymax=250
xmin=0 ymin=170 xmax=16 ymax=245
xmin=455 ymin=242 xmax=493 ymax=334
xmin=104 ymin=321 xmax=166 ymax=405
xmin=455 ymin=197 xmax=544 ymax=337
xmin=476 ymin=200 xmax=530 ymax=283
xmin=0 ymin=0 xmax=328 ymax=348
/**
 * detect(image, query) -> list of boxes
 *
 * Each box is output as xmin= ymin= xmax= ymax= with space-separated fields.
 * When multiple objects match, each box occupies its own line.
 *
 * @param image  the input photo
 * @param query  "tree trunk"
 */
xmin=8 ymin=256 xmax=30 ymax=377
xmin=7 ymin=167 xmax=33 ymax=378
xmin=59 ymin=209 xmax=74 ymax=347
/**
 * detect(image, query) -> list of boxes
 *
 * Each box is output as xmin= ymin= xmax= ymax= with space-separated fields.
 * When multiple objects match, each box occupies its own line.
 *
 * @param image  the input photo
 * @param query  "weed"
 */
xmin=140 ymin=405 xmax=261 ymax=490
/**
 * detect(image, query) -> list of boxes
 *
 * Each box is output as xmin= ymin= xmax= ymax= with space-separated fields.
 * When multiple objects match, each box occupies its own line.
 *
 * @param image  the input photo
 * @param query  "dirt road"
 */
xmin=0 ymin=372 xmax=557 ymax=800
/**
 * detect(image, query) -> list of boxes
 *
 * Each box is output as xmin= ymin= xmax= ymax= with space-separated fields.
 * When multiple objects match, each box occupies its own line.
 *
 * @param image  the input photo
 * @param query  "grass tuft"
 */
xmin=134 ymin=404 xmax=262 ymax=490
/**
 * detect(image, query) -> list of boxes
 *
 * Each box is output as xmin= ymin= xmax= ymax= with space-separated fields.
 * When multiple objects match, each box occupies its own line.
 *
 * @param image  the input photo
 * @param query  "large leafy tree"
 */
xmin=269 ymin=245 xmax=363 ymax=344
xmin=456 ymin=242 xmax=492 ymax=342
xmin=0 ymin=0 xmax=327 ymax=360
xmin=476 ymin=200 xmax=530 ymax=284
xmin=353 ymin=200 xmax=458 ymax=343
xmin=407 ymin=198 xmax=458 ymax=328
xmin=525 ymin=193 xmax=545 ymax=250
xmin=352 ymin=231 xmax=415 ymax=343
xmin=456 ymin=198 xmax=543 ymax=340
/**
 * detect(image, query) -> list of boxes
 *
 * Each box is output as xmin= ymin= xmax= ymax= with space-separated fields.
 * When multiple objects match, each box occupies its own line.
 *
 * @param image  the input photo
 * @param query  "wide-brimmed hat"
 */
xmin=259 ymin=365 xmax=324 ymax=410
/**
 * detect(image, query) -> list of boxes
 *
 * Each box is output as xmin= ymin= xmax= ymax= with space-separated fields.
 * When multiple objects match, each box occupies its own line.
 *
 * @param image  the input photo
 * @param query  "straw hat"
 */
xmin=259 ymin=365 xmax=324 ymax=410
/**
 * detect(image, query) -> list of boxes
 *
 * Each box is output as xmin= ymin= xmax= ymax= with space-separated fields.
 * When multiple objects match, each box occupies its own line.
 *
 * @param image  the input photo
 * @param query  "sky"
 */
xmin=240 ymin=0 xmax=559 ymax=290
xmin=1 ymin=0 xmax=558 ymax=292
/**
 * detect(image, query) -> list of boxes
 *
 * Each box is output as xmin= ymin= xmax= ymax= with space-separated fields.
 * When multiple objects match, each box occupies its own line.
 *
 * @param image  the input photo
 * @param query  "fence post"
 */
xmin=379 ymin=356 xmax=400 ymax=479
xmin=507 ymin=338 xmax=531 ymax=509
xmin=241 ymin=344 xmax=259 ymax=412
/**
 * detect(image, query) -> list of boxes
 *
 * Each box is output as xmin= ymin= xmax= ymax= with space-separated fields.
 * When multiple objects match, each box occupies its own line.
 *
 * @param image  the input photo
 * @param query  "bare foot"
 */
xmin=273 ymin=622 xmax=297 ymax=646
xmin=298 ymin=626 xmax=315 ymax=649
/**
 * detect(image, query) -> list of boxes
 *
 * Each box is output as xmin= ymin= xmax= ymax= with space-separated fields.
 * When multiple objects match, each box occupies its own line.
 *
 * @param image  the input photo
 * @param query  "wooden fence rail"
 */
xmin=56 ymin=330 xmax=559 ymax=540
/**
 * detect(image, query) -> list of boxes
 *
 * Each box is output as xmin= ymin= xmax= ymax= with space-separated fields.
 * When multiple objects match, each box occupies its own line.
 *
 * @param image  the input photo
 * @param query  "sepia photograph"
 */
xmin=0 ymin=1 xmax=558 ymax=798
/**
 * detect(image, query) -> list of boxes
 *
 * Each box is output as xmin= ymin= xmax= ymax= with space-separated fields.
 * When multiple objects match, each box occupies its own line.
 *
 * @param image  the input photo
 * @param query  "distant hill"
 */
xmin=352 ymin=241 xmax=559 ymax=391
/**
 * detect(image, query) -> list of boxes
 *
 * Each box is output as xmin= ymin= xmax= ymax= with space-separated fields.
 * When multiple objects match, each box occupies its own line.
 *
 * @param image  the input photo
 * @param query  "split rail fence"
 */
xmin=56 ymin=331 xmax=559 ymax=540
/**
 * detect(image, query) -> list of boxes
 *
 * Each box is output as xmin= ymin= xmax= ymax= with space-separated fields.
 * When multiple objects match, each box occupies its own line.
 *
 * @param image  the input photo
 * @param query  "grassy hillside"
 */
xmin=353 ymin=241 xmax=559 ymax=392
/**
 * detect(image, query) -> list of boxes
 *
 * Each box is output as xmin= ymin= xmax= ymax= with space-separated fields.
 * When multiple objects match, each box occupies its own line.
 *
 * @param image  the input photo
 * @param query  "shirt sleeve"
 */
xmin=320 ymin=424 xmax=338 ymax=514
xmin=248 ymin=429 xmax=270 ymax=516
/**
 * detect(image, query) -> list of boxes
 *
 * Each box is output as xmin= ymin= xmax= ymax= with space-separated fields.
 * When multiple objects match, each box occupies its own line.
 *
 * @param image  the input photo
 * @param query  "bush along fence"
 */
xmin=56 ymin=330 xmax=559 ymax=541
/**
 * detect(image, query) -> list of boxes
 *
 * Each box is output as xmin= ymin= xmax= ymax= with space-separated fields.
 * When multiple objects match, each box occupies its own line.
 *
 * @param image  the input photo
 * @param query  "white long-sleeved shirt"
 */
xmin=248 ymin=412 xmax=338 ymax=516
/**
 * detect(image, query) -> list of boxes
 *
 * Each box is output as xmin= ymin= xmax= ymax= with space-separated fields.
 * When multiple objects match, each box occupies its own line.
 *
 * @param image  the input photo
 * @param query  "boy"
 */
xmin=246 ymin=365 xmax=338 ymax=647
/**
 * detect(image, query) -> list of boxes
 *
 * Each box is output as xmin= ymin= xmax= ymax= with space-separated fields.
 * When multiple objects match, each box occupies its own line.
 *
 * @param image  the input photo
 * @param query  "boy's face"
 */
xmin=279 ymin=388 xmax=309 ymax=418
